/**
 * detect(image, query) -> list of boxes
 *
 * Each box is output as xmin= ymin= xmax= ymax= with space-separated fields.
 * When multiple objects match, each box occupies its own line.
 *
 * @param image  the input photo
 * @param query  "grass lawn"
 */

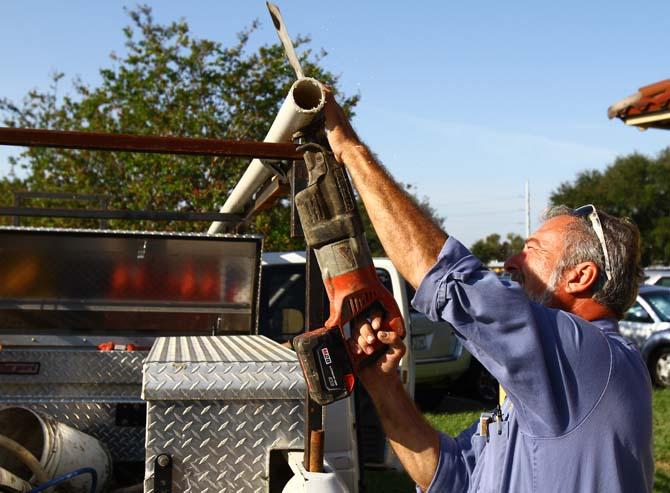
xmin=365 ymin=388 xmax=670 ymax=492
xmin=654 ymin=388 xmax=670 ymax=492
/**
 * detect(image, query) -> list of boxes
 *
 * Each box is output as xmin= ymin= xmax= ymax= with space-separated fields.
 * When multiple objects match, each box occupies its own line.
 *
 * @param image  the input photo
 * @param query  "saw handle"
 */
xmin=321 ymin=263 xmax=405 ymax=367
xmin=346 ymin=292 xmax=405 ymax=368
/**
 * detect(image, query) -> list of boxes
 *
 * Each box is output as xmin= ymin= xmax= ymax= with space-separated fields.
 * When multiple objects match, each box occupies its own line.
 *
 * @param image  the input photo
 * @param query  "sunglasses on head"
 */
xmin=572 ymin=204 xmax=612 ymax=281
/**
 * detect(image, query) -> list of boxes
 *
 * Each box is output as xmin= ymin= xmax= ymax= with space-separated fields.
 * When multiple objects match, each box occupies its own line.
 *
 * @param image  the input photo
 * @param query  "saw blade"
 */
xmin=266 ymin=2 xmax=305 ymax=79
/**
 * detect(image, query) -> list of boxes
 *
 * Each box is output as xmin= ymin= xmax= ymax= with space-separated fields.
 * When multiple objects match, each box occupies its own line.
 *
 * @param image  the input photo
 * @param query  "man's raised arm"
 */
xmin=322 ymin=88 xmax=447 ymax=289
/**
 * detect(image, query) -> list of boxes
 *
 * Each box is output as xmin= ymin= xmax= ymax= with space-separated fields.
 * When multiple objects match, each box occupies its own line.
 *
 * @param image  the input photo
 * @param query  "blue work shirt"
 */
xmin=412 ymin=237 xmax=653 ymax=493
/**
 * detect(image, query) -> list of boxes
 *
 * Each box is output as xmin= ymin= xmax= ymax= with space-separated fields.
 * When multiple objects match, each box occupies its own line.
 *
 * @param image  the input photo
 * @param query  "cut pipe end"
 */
xmin=292 ymin=78 xmax=325 ymax=113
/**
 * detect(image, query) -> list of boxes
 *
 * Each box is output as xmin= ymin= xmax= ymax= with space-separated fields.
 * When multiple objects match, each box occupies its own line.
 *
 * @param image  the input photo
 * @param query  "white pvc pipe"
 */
xmin=208 ymin=77 xmax=325 ymax=234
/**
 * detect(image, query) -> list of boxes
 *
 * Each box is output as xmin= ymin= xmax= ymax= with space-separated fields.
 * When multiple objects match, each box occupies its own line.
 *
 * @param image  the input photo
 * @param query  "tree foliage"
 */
xmin=0 ymin=6 xmax=359 ymax=248
xmin=0 ymin=6 xmax=445 ymax=254
xmin=550 ymin=148 xmax=670 ymax=265
xmin=470 ymin=232 xmax=524 ymax=264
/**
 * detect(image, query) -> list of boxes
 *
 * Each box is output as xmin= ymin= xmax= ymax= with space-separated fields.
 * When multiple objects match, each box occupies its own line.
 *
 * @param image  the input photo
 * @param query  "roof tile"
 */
xmin=609 ymin=79 xmax=670 ymax=120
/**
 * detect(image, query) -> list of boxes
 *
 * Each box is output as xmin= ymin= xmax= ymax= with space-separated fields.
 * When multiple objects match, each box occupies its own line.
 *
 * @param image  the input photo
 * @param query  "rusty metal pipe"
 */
xmin=0 ymin=127 xmax=302 ymax=160
xmin=308 ymin=429 xmax=325 ymax=473
xmin=0 ymin=207 xmax=241 ymax=223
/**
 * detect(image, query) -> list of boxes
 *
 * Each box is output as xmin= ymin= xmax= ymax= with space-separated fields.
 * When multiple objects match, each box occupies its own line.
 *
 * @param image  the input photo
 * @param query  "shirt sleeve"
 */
xmin=415 ymin=423 xmax=480 ymax=493
xmin=412 ymin=237 xmax=612 ymax=438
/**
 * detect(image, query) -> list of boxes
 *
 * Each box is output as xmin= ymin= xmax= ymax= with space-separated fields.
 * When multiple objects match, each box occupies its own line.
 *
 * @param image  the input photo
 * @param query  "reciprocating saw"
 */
xmin=292 ymin=141 xmax=405 ymax=406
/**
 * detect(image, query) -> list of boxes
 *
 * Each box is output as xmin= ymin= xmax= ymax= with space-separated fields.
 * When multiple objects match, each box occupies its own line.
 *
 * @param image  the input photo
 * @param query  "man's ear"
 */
xmin=564 ymin=262 xmax=599 ymax=294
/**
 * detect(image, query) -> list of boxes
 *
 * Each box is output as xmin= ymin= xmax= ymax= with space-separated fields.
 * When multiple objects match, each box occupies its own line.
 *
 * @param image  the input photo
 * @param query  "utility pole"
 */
xmin=525 ymin=179 xmax=530 ymax=238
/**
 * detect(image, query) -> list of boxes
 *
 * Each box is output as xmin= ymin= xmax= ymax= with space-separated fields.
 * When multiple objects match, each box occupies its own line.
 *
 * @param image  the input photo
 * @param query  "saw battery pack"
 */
xmin=293 ymin=326 xmax=355 ymax=406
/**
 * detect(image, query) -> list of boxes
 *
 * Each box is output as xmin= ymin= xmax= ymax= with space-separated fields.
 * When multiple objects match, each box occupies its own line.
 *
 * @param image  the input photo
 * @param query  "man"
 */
xmin=321 ymin=88 xmax=654 ymax=492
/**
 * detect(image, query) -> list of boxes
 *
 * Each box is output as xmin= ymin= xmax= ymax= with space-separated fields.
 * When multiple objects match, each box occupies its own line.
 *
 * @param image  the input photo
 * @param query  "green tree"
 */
xmin=0 ymin=6 xmax=359 ymax=249
xmin=550 ymin=148 xmax=670 ymax=265
xmin=0 ymin=6 xmax=445 ymax=253
xmin=471 ymin=233 xmax=502 ymax=264
xmin=471 ymin=232 xmax=524 ymax=264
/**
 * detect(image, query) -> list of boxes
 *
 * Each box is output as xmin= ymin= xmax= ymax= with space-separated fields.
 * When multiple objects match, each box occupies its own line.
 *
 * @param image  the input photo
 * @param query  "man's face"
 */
xmin=504 ymin=216 xmax=573 ymax=306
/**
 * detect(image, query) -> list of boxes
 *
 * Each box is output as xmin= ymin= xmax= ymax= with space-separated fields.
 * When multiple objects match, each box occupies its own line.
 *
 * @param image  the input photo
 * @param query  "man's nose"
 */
xmin=504 ymin=252 xmax=522 ymax=273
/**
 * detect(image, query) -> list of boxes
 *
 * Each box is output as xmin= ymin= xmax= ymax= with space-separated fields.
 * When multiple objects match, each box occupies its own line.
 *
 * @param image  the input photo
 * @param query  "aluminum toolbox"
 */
xmin=0 ymin=227 xmax=262 ymax=339
xmin=0 ymin=227 xmax=263 ymax=463
xmin=142 ymin=335 xmax=306 ymax=493
xmin=0 ymin=347 xmax=148 ymax=461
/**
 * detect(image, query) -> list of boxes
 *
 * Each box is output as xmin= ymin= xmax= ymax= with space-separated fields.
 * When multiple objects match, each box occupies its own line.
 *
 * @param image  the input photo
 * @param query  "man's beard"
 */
xmin=524 ymin=267 xmax=561 ymax=306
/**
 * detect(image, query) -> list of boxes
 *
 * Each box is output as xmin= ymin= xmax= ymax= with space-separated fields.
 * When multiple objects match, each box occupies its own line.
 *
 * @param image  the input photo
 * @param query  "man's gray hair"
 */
xmin=545 ymin=205 xmax=643 ymax=319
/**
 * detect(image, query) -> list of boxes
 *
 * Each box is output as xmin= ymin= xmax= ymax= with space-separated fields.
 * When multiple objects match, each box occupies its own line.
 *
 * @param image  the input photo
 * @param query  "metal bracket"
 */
xmin=153 ymin=453 xmax=173 ymax=493
xmin=258 ymin=158 xmax=290 ymax=182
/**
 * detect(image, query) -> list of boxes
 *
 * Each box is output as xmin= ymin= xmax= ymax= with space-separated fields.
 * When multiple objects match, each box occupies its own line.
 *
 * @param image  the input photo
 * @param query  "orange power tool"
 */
xmin=292 ymin=142 xmax=405 ymax=405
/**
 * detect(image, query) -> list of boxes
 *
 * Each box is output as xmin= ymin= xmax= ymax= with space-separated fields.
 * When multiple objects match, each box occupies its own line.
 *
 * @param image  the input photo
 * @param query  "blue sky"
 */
xmin=2 ymin=1 xmax=669 ymax=246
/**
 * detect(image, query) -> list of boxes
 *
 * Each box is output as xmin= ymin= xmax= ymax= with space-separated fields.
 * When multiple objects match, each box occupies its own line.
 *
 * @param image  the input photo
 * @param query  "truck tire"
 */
xmin=650 ymin=346 xmax=670 ymax=387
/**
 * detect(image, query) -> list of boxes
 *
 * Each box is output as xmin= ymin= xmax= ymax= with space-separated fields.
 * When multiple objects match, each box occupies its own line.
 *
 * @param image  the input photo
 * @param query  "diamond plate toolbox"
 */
xmin=0 ymin=348 xmax=148 ymax=461
xmin=143 ymin=335 xmax=306 ymax=492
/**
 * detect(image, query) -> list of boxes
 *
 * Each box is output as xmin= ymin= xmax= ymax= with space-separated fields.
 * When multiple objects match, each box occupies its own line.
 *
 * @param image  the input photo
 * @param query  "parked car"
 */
xmin=639 ymin=329 xmax=670 ymax=387
xmin=618 ymin=285 xmax=670 ymax=386
xmin=258 ymin=252 xmax=495 ymax=409
xmin=644 ymin=267 xmax=670 ymax=288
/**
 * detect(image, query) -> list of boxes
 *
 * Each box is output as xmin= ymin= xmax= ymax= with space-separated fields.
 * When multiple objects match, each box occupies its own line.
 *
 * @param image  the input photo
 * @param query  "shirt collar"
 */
xmin=590 ymin=317 xmax=619 ymax=333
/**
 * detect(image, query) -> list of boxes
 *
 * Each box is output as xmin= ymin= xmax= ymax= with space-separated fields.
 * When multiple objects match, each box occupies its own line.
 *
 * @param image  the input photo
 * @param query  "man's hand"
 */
xmin=349 ymin=310 xmax=440 ymax=492
xmin=349 ymin=310 xmax=406 ymax=392
xmin=322 ymin=85 xmax=363 ymax=164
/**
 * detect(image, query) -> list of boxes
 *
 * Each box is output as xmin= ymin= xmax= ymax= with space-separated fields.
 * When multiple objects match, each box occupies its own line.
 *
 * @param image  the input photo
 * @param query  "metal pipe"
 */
xmin=0 ymin=127 xmax=301 ymax=160
xmin=0 ymin=207 xmax=241 ymax=223
xmin=525 ymin=179 xmax=530 ymax=238
xmin=207 ymin=78 xmax=325 ymax=233
xmin=308 ymin=429 xmax=324 ymax=473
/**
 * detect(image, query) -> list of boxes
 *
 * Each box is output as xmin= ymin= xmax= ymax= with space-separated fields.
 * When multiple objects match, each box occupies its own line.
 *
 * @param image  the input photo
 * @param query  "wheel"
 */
xmin=650 ymin=347 xmax=670 ymax=387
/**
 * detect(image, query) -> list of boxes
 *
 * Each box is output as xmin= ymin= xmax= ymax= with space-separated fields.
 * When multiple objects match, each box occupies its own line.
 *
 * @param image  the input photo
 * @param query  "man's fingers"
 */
xmin=377 ymin=331 xmax=406 ymax=372
xmin=378 ymin=330 xmax=403 ymax=349
xmin=348 ymin=337 xmax=362 ymax=356
xmin=351 ymin=310 xmax=401 ymax=357
xmin=352 ymin=315 xmax=376 ymax=355
xmin=369 ymin=309 xmax=383 ymax=331
xmin=352 ymin=311 xmax=387 ymax=355
xmin=359 ymin=323 xmax=376 ymax=354
xmin=356 ymin=330 xmax=406 ymax=389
